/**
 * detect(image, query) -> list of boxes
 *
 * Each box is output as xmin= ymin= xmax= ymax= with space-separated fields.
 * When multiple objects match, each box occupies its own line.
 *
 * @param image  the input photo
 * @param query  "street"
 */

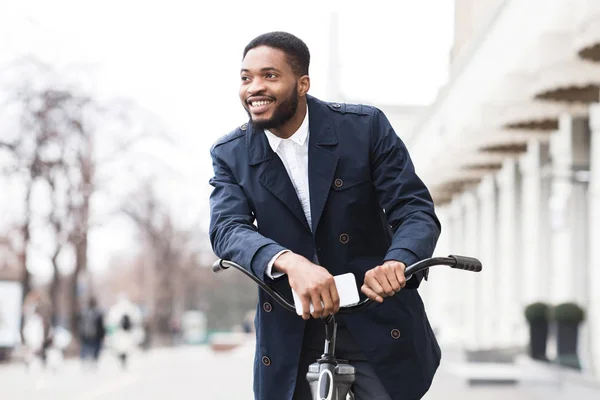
xmin=0 ymin=340 xmax=581 ymax=399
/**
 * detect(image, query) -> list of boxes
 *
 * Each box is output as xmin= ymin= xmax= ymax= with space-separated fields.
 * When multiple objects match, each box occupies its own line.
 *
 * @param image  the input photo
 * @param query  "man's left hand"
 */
xmin=361 ymin=261 xmax=407 ymax=303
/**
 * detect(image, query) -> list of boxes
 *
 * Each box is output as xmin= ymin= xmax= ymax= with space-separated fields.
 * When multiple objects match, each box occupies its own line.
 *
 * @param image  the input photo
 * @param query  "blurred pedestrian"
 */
xmin=79 ymin=297 xmax=105 ymax=368
xmin=106 ymin=294 xmax=143 ymax=369
xmin=170 ymin=317 xmax=181 ymax=346
xmin=21 ymin=291 xmax=53 ymax=370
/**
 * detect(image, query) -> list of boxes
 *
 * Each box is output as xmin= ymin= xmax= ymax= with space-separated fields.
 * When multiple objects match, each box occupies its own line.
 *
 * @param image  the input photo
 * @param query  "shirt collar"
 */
xmin=264 ymin=105 xmax=309 ymax=152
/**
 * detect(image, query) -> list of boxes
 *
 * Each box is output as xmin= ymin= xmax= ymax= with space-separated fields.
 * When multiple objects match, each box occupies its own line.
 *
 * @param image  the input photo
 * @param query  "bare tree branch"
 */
xmin=0 ymin=141 xmax=17 ymax=151
xmin=1 ymin=55 xmax=177 ymax=336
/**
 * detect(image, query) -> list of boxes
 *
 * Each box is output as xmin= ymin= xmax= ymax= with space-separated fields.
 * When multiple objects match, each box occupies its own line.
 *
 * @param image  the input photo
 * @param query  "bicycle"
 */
xmin=212 ymin=255 xmax=482 ymax=400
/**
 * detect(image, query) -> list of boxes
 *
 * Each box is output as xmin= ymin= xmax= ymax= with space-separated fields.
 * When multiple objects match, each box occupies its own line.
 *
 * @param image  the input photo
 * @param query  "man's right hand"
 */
xmin=273 ymin=252 xmax=340 ymax=320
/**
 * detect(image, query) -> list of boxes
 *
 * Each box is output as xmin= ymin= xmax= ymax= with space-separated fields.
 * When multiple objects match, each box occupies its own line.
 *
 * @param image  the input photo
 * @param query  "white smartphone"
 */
xmin=291 ymin=272 xmax=361 ymax=316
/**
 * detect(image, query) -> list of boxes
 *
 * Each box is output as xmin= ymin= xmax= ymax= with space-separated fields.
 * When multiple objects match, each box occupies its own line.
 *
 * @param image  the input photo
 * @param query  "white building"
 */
xmin=412 ymin=0 xmax=600 ymax=377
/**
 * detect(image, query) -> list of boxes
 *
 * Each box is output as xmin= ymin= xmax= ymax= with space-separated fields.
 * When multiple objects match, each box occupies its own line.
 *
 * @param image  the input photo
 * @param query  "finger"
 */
xmin=374 ymin=267 xmax=395 ymax=297
xmin=365 ymin=272 xmax=386 ymax=298
xmin=320 ymin=287 xmax=334 ymax=318
xmin=301 ymin=295 xmax=311 ymax=320
xmin=330 ymin=283 xmax=340 ymax=314
xmin=392 ymin=263 xmax=407 ymax=289
xmin=310 ymin=291 xmax=324 ymax=319
xmin=383 ymin=264 xmax=402 ymax=292
xmin=361 ymin=284 xmax=383 ymax=303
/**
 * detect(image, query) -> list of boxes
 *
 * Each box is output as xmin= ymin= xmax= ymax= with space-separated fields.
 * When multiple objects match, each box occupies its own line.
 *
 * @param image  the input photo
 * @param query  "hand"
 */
xmin=273 ymin=252 xmax=340 ymax=320
xmin=361 ymin=260 xmax=407 ymax=303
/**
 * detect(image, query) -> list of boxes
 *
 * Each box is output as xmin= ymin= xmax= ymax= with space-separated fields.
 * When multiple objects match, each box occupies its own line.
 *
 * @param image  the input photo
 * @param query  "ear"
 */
xmin=297 ymin=75 xmax=310 ymax=97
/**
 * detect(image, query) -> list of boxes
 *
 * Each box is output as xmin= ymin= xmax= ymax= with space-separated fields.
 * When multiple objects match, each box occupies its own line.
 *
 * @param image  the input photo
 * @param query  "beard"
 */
xmin=246 ymin=87 xmax=299 ymax=131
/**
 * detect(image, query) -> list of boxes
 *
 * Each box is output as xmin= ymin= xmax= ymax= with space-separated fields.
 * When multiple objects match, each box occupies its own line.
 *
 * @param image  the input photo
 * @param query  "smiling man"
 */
xmin=241 ymin=47 xmax=303 ymax=132
xmin=209 ymin=32 xmax=442 ymax=400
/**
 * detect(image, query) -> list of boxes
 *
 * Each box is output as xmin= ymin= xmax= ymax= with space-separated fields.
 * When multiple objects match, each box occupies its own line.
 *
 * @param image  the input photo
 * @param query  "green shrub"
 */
xmin=551 ymin=302 xmax=585 ymax=324
xmin=524 ymin=302 xmax=550 ymax=322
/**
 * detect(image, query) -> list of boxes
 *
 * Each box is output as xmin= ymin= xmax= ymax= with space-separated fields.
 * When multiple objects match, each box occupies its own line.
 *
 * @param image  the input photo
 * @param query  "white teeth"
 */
xmin=251 ymin=100 xmax=272 ymax=107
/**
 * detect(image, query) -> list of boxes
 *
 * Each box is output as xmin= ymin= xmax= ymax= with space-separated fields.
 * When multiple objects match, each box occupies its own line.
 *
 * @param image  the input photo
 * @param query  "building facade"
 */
xmin=412 ymin=0 xmax=600 ymax=376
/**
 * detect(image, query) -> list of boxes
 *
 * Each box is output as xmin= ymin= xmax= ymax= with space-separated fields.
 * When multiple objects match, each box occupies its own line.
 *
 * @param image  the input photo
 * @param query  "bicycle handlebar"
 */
xmin=212 ymin=255 xmax=482 ymax=314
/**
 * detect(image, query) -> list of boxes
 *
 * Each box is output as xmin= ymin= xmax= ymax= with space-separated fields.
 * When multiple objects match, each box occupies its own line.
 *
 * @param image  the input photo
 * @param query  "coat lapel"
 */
xmin=247 ymin=122 xmax=311 ymax=231
xmin=307 ymin=96 xmax=338 ymax=233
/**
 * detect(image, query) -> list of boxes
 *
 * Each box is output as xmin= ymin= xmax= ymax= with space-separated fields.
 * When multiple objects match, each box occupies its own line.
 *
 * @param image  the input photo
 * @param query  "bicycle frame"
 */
xmin=213 ymin=255 xmax=482 ymax=400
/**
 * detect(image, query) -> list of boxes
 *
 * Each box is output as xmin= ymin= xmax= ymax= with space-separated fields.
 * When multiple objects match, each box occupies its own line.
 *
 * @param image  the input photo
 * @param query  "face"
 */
xmin=240 ymin=46 xmax=306 ymax=131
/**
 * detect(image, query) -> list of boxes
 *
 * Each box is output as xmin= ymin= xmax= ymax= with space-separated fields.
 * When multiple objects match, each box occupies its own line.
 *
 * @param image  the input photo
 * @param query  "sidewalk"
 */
xmin=1 ymin=341 xmax=598 ymax=399
xmin=433 ymin=346 xmax=600 ymax=400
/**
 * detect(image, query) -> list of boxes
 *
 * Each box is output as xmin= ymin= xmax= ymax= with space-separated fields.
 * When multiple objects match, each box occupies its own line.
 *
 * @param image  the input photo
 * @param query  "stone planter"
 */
xmin=556 ymin=321 xmax=581 ymax=370
xmin=524 ymin=302 xmax=550 ymax=361
xmin=551 ymin=302 xmax=585 ymax=370
xmin=529 ymin=321 xmax=549 ymax=361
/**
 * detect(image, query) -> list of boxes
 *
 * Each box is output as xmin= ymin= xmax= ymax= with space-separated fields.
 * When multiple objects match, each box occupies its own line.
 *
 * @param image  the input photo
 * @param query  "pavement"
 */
xmin=0 ymin=340 xmax=597 ymax=399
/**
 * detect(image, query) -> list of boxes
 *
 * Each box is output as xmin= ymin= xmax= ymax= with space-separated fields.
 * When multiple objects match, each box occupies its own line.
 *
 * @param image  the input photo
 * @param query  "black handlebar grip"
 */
xmin=212 ymin=259 xmax=229 ymax=273
xmin=448 ymin=255 xmax=482 ymax=272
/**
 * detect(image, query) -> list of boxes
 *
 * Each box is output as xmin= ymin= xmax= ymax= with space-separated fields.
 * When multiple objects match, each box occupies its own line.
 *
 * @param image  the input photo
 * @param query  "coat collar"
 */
xmin=247 ymin=95 xmax=338 ymax=165
xmin=249 ymin=94 xmax=339 ymax=234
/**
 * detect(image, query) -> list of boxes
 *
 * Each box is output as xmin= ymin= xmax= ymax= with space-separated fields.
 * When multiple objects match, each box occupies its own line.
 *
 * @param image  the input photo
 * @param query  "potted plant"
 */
xmin=524 ymin=302 xmax=550 ymax=361
xmin=551 ymin=302 xmax=585 ymax=370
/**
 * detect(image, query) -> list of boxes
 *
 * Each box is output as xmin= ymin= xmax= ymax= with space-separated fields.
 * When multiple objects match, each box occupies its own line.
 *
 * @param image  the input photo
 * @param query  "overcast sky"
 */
xmin=0 ymin=1 xmax=454 ymax=279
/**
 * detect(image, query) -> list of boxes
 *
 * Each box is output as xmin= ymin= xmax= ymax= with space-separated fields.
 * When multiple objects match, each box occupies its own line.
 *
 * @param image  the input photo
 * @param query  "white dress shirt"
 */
xmin=264 ymin=107 xmax=310 ymax=279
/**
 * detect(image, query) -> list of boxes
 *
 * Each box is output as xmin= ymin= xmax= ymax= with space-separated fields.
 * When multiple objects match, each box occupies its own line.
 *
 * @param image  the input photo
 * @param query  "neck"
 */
xmin=270 ymin=98 xmax=308 ymax=139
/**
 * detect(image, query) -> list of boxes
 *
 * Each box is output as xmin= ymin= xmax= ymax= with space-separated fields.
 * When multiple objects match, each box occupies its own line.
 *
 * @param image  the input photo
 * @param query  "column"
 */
xmin=461 ymin=190 xmax=482 ymax=350
xmin=588 ymin=104 xmax=600 ymax=376
xmin=477 ymin=174 xmax=498 ymax=349
xmin=496 ymin=158 xmax=525 ymax=348
xmin=440 ymin=197 xmax=467 ymax=347
xmin=548 ymin=115 xmax=590 ymax=306
xmin=419 ymin=204 xmax=447 ymax=306
xmin=518 ymin=139 xmax=551 ymax=304
xmin=426 ymin=196 xmax=465 ymax=347
xmin=433 ymin=205 xmax=452 ymax=258
xmin=549 ymin=114 xmax=592 ymax=369
xmin=422 ymin=204 xmax=452 ymax=345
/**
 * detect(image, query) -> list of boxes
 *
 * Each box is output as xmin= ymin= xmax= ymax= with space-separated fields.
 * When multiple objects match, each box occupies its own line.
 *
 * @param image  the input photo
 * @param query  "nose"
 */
xmin=247 ymin=77 xmax=266 ymax=96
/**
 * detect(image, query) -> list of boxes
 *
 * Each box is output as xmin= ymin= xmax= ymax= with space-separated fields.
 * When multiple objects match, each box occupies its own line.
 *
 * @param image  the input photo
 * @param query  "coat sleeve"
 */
xmin=369 ymin=108 xmax=441 ymax=287
xmin=208 ymin=147 xmax=287 ymax=281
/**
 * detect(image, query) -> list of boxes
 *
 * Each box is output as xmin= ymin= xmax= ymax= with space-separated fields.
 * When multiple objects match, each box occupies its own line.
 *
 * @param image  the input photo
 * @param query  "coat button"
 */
xmin=240 ymin=123 xmax=248 ymax=131
xmin=263 ymin=302 xmax=272 ymax=312
xmin=339 ymin=233 xmax=350 ymax=244
xmin=332 ymin=103 xmax=341 ymax=108
xmin=334 ymin=178 xmax=343 ymax=188
xmin=391 ymin=329 xmax=401 ymax=339
xmin=262 ymin=356 xmax=271 ymax=366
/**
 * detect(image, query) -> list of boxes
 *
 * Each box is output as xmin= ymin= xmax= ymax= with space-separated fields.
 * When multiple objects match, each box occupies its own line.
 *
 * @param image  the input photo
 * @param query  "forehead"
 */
xmin=241 ymin=46 xmax=292 ymax=73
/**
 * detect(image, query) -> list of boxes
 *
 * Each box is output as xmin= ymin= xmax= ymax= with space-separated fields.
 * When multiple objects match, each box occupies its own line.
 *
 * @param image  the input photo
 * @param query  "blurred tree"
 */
xmin=0 ymin=56 xmax=165 ymax=337
xmin=0 ymin=59 xmax=67 ymax=305
xmin=122 ymin=181 xmax=197 ymax=334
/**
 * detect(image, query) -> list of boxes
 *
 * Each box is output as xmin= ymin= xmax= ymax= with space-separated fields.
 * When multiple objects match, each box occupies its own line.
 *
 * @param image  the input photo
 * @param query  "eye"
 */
xmin=241 ymin=76 xmax=251 ymax=82
xmin=266 ymin=73 xmax=277 ymax=79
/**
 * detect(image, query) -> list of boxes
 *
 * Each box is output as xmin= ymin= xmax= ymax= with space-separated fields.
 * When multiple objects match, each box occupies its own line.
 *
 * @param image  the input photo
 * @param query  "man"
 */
xmin=209 ymin=31 xmax=441 ymax=400
xmin=79 ymin=297 xmax=105 ymax=368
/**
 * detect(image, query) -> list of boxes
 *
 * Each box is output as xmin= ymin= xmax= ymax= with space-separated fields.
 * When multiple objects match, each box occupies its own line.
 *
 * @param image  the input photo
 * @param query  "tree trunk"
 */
xmin=19 ymin=232 xmax=30 ymax=302
xmin=69 ymin=197 xmax=90 ymax=338
xmin=69 ymin=233 xmax=87 ymax=337
xmin=20 ymin=184 xmax=33 ymax=302
xmin=19 ymin=184 xmax=33 ymax=342
xmin=69 ymin=134 xmax=93 ymax=338
xmin=49 ymin=251 xmax=61 ymax=326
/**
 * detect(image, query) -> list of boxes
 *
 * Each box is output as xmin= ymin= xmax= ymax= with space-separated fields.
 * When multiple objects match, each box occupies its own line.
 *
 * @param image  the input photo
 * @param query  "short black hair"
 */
xmin=243 ymin=31 xmax=310 ymax=76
